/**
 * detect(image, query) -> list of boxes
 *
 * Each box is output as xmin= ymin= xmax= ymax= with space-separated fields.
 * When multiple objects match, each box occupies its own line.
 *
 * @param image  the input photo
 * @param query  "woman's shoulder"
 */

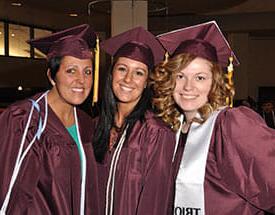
xmin=218 ymin=106 xmax=264 ymax=124
xmin=2 ymin=96 xmax=37 ymax=118
xmin=144 ymin=110 xmax=174 ymax=133
xmin=215 ymin=106 xmax=271 ymax=139
xmin=0 ymin=93 xmax=46 ymax=136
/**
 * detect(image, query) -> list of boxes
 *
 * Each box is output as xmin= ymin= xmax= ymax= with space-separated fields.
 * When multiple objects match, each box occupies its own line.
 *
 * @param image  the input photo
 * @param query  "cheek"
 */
xmin=133 ymin=76 xmax=147 ymax=89
xmin=112 ymin=73 xmax=121 ymax=89
xmin=85 ymin=78 xmax=93 ymax=91
xmin=112 ymin=76 xmax=117 ymax=89
xmin=172 ymin=91 xmax=177 ymax=101
xmin=55 ymin=77 xmax=69 ymax=87
xmin=173 ymin=81 xmax=182 ymax=92
xmin=112 ymin=70 xmax=121 ymax=81
xmin=172 ymin=87 xmax=181 ymax=102
xmin=139 ymin=79 xmax=147 ymax=89
xmin=203 ymin=83 xmax=212 ymax=96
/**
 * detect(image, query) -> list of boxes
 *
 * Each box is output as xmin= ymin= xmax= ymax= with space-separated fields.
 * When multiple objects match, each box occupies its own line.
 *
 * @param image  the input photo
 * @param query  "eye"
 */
xmin=195 ymin=75 xmax=207 ymax=81
xmin=135 ymin=69 xmax=146 ymax=76
xmin=176 ymin=73 xmax=184 ymax=79
xmin=116 ymin=65 xmax=127 ymax=72
xmin=84 ymin=68 xmax=93 ymax=75
xmin=66 ymin=68 xmax=76 ymax=74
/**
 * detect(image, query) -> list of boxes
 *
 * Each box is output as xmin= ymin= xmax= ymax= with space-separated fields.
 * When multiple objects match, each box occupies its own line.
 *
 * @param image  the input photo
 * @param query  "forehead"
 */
xmin=60 ymin=55 xmax=92 ymax=66
xmin=180 ymin=57 xmax=212 ymax=74
xmin=262 ymin=102 xmax=274 ymax=106
xmin=115 ymin=57 xmax=148 ymax=70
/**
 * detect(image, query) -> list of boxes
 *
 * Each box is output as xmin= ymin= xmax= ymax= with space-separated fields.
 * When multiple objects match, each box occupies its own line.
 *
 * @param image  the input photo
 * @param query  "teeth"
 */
xmin=120 ymin=86 xmax=133 ymax=92
xmin=72 ymin=88 xmax=84 ymax=92
xmin=181 ymin=95 xmax=197 ymax=99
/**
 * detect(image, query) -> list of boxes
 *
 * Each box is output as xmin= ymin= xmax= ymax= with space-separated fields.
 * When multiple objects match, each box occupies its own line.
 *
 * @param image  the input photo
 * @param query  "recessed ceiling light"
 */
xmin=11 ymin=2 xmax=22 ymax=7
xmin=11 ymin=33 xmax=15 ymax=37
xmin=69 ymin=13 xmax=78 ymax=17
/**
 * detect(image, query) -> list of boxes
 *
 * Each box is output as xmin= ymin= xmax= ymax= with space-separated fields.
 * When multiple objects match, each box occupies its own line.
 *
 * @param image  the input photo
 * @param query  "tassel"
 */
xmin=92 ymin=36 xmax=100 ymax=106
xmin=226 ymin=55 xmax=234 ymax=107
xmin=164 ymin=51 xmax=169 ymax=64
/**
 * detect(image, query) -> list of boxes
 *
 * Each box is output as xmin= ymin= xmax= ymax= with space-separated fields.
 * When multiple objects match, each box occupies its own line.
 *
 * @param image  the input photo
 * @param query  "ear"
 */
xmin=47 ymin=69 xmax=56 ymax=86
xmin=144 ymin=79 xmax=148 ymax=89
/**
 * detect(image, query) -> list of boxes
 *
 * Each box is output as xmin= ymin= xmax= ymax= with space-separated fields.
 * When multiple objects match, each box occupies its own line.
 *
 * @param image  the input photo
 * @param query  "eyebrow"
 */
xmin=65 ymin=64 xmax=92 ymax=68
xmin=116 ymin=63 xmax=147 ymax=71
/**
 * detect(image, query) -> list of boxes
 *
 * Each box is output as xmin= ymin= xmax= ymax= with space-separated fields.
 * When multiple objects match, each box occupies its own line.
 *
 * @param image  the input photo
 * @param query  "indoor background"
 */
xmin=0 ymin=0 xmax=275 ymax=112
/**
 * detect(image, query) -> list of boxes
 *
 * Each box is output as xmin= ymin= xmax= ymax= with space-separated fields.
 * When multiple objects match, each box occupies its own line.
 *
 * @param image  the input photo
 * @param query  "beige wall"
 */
xmin=228 ymin=33 xmax=249 ymax=100
xmin=248 ymin=37 xmax=275 ymax=100
xmin=229 ymin=33 xmax=275 ymax=100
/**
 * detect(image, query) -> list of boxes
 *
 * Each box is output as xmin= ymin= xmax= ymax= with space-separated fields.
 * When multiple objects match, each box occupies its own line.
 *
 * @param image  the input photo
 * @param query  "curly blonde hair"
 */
xmin=150 ymin=53 xmax=234 ymax=131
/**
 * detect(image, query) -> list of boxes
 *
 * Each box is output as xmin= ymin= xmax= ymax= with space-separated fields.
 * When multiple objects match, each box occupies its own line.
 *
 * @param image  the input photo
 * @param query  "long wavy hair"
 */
xmin=150 ymin=53 xmax=234 ymax=131
xmin=93 ymin=59 xmax=153 ymax=162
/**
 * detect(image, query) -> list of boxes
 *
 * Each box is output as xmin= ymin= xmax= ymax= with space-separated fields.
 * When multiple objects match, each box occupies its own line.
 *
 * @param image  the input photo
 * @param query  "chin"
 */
xmin=179 ymin=104 xmax=199 ymax=113
xmin=68 ymin=98 xmax=87 ymax=106
xmin=116 ymin=95 xmax=133 ymax=103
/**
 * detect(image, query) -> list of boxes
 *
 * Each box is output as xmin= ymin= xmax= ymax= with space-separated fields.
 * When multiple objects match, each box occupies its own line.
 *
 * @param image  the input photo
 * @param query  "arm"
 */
xmin=137 ymin=121 xmax=175 ymax=215
xmin=0 ymin=107 xmax=23 ymax=205
xmin=0 ymin=105 xmax=42 ymax=213
xmin=217 ymin=107 xmax=275 ymax=213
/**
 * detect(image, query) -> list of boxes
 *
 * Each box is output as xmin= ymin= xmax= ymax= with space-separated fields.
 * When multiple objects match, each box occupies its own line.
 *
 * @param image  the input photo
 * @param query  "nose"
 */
xmin=123 ymin=70 xmax=133 ymax=83
xmin=183 ymin=78 xmax=193 ymax=91
xmin=76 ymin=71 xmax=85 ymax=84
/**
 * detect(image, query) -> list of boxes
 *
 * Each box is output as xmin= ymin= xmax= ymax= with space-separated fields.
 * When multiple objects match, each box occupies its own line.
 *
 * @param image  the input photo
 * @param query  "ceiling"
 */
xmin=1 ymin=0 xmax=275 ymax=35
xmin=1 ymin=0 xmax=275 ymax=96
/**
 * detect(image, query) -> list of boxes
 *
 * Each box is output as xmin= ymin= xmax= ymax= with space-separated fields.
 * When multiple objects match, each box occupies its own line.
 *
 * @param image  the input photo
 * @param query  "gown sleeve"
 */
xmin=216 ymin=106 xmax=275 ymax=213
xmin=0 ymin=103 xmax=42 ymax=213
xmin=136 ymin=119 xmax=175 ymax=215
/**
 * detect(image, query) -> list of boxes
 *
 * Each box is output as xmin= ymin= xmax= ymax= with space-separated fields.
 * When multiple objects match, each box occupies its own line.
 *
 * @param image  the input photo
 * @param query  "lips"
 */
xmin=179 ymin=93 xmax=198 ymax=99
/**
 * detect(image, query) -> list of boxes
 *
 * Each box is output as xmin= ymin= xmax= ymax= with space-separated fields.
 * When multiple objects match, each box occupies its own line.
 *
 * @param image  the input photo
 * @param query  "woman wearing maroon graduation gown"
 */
xmin=151 ymin=21 xmax=275 ymax=214
xmin=92 ymin=27 xmax=175 ymax=215
xmin=0 ymin=24 xmax=99 ymax=215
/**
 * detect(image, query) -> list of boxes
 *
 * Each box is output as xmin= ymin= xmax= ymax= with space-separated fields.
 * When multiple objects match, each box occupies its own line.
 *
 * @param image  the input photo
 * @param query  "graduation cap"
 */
xmin=157 ymin=20 xmax=240 ymax=67
xmin=28 ymin=24 xmax=100 ymax=104
xmin=101 ymin=26 xmax=165 ymax=69
xmin=28 ymin=24 xmax=97 ymax=60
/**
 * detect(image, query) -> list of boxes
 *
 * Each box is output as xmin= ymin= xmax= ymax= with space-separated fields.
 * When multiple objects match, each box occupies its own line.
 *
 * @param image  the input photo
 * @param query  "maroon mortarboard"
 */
xmin=101 ymin=26 xmax=165 ymax=69
xmin=28 ymin=24 xmax=97 ymax=60
xmin=157 ymin=21 xmax=240 ymax=67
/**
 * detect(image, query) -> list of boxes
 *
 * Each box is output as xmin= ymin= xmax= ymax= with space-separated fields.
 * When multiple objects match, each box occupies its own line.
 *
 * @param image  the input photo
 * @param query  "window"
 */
xmin=9 ymin=24 xmax=30 ymax=57
xmin=34 ymin=28 xmax=52 ymax=58
xmin=0 ymin=22 xmax=4 ymax=55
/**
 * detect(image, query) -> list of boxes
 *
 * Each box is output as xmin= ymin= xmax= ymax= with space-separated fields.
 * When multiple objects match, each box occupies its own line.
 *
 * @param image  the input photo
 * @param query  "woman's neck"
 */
xmin=182 ymin=110 xmax=198 ymax=133
xmin=184 ymin=110 xmax=198 ymax=123
xmin=115 ymin=102 xmax=135 ymax=128
xmin=47 ymin=90 xmax=75 ymax=127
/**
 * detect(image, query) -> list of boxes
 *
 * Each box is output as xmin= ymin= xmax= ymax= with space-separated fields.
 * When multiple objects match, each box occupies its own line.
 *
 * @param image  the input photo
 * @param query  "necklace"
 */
xmin=109 ymin=123 xmax=125 ymax=151
xmin=113 ymin=123 xmax=124 ymax=132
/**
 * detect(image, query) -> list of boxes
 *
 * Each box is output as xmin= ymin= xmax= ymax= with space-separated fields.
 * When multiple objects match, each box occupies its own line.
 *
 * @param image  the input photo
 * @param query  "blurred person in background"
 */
xmin=260 ymin=99 xmax=275 ymax=128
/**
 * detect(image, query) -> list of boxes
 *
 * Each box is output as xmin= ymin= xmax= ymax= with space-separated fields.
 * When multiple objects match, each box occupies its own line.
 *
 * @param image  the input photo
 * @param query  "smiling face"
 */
xmin=48 ymin=55 xmax=93 ymax=106
xmin=112 ymin=57 xmax=148 ymax=109
xmin=173 ymin=57 xmax=213 ymax=120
